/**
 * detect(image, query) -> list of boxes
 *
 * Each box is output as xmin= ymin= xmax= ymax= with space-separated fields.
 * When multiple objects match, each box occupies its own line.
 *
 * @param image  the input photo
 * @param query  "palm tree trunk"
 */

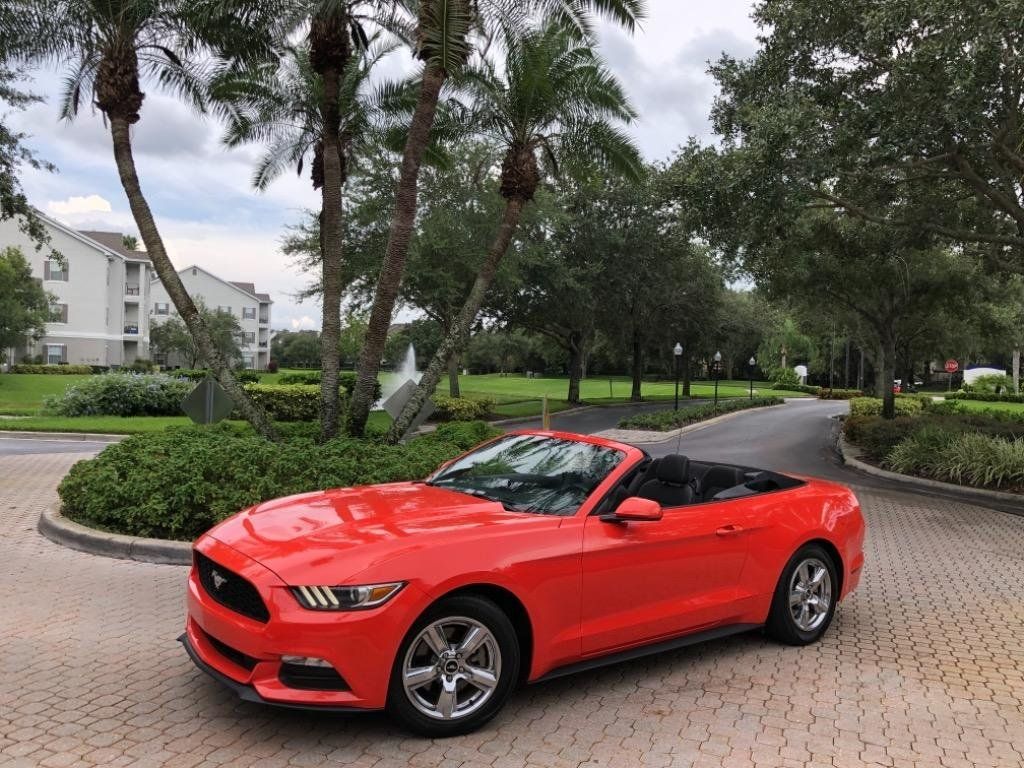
xmin=347 ymin=64 xmax=446 ymax=437
xmin=387 ymin=198 xmax=525 ymax=442
xmin=319 ymin=66 xmax=345 ymax=441
xmin=108 ymin=117 xmax=277 ymax=441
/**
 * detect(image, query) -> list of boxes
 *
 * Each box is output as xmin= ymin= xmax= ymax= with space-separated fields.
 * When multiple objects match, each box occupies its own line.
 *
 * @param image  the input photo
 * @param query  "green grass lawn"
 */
xmin=0 ymin=411 xmax=394 ymax=435
xmin=0 ymin=373 xmax=91 ymax=415
xmin=949 ymin=398 xmax=1024 ymax=415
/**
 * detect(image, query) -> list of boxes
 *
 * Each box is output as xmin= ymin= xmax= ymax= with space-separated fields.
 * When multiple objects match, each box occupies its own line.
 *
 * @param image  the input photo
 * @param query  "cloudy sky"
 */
xmin=9 ymin=0 xmax=761 ymax=331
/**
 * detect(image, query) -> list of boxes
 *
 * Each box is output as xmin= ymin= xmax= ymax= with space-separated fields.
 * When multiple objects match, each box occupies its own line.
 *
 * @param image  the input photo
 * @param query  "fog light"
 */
xmin=280 ymin=655 xmax=332 ymax=668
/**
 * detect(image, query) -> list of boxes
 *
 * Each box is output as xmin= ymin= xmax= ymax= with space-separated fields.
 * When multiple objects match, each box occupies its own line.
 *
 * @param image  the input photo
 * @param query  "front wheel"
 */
xmin=765 ymin=545 xmax=838 ymax=645
xmin=386 ymin=595 xmax=520 ymax=737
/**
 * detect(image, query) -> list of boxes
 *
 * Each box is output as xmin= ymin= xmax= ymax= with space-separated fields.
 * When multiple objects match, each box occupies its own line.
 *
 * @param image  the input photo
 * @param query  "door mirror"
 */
xmin=608 ymin=497 xmax=663 ymax=522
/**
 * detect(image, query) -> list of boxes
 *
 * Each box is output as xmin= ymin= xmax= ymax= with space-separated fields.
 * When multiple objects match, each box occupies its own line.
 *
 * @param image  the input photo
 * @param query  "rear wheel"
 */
xmin=387 ymin=595 xmax=519 ymax=737
xmin=765 ymin=545 xmax=838 ymax=645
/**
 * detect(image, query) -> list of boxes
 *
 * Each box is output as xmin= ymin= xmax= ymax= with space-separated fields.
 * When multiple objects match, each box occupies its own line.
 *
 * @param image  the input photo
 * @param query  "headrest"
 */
xmin=703 ymin=466 xmax=746 ymax=486
xmin=656 ymin=454 xmax=690 ymax=485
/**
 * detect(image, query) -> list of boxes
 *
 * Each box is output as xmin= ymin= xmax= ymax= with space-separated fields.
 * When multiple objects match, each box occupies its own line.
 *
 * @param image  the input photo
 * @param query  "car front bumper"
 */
xmin=182 ymin=536 xmax=425 ymax=711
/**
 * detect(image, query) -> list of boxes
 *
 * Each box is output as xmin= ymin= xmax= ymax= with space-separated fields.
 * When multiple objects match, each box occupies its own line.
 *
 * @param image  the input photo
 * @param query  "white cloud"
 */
xmin=47 ymin=194 xmax=112 ymax=216
xmin=290 ymin=316 xmax=317 ymax=330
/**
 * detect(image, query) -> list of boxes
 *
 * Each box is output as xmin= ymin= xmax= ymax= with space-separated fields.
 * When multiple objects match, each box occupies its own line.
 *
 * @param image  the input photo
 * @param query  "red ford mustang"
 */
xmin=181 ymin=429 xmax=865 ymax=736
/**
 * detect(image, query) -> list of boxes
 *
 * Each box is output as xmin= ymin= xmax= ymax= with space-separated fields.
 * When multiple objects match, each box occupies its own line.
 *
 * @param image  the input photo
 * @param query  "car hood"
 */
xmin=207 ymin=482 xmax=553 ymax=584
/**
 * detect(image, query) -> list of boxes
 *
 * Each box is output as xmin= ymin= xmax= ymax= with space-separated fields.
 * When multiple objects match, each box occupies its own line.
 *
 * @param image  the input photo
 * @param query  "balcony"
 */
xmin=258 ymin=341 xmax=268 ymax=348
xmin=125 ymin=283 xmax=141 ymax=296
xmin=124 ymin=324 xmax=139 ymax=335
xmin=258 ymin=314 xmax=269 ymax=324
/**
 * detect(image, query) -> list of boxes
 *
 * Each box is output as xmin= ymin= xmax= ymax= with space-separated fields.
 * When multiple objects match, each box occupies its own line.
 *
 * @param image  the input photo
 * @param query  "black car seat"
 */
xmin=636 ymin=454 xmax=695 ymax=507
xmin=608 ymin=458 xmax=659 ymax=512
xmin=698 ymin=465 xmax=748 ymax=501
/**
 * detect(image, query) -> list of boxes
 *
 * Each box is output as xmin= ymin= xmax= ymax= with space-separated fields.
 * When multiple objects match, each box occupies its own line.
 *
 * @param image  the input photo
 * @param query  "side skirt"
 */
xmin=533 ymin=623 xmax=762 ymax=684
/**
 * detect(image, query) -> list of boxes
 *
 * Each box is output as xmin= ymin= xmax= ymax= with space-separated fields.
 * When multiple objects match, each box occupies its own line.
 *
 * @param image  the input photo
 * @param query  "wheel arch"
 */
xmin=799 ymin=537 xmax=844 ymax=595
xmin=428 ymin=583 xmax=535 ymax=685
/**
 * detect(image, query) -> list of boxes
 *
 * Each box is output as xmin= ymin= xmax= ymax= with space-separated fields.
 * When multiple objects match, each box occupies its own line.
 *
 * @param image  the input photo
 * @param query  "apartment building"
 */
xmin=149 ymin=266 xmax=272 ymax=370
xmin=0 ymin=213 xmax=153 ymax=366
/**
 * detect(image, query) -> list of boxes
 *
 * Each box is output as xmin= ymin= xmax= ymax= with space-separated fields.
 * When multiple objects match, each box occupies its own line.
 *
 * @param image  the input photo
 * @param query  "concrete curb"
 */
xmin=38 ymin=505 xmax=192 ymax=566
xmin=838 ymin=435 xmax=1024 ymax=507
xmin=0 ymin=430 xmax=126 ymax=442
xmin=488 ymin=404 xmax=596 ymax=427
xmin=594 ymin=403 xmax=786 ymax=445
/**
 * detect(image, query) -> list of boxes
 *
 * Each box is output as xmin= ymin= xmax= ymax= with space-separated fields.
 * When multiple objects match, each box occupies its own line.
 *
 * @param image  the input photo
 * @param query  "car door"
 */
xmin=580 ymin=496 xmax=757 ymax=656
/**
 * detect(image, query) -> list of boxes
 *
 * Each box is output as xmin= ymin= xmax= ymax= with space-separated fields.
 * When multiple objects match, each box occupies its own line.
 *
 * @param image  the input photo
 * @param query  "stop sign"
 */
xmin=944 ymin=359 xmax=959 ymax=374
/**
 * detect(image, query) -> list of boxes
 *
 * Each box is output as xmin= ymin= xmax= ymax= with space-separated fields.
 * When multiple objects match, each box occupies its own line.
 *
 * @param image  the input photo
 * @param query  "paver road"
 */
xmin=1 ymin=403 xmax=1023 ymax=768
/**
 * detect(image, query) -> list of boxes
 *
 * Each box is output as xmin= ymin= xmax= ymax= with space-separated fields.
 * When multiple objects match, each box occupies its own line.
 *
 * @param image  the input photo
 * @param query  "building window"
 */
xmin=217 ymin=305 xmax=232 ymax=315
xmin=154 ymin=302 xmax=169 ymax=315
xmin=242 ymin=354 xmax=255 ymax=369
xmin=49 ymin=303 xmax=68 ymax=323
xmin=44 ymin=260 xmax=68 ymax=281
xmin=243 ymin=332 xmax=256 ymax=344
xmin=45 ymin=344 xmax=66 ymax=365
xmin=242 ymin=306 xmax=257 ymax=320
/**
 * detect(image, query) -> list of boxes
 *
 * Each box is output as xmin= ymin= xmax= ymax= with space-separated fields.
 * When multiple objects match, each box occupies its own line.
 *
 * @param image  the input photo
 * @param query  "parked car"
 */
xmin=181 ymin=430 xmax=866 ymax=736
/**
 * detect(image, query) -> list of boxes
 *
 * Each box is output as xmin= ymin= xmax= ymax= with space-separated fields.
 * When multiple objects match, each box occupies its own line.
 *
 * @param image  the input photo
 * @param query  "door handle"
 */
xmin=715 ymin=525 xmax=744 ymax=536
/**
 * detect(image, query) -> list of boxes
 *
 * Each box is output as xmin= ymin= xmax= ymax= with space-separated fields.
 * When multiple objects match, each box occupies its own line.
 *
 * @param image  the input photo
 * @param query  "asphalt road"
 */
xmin=0 ymin=437 xmax=111 ymax=455
xmin=514 ymin=398 xmax=711 ymax=434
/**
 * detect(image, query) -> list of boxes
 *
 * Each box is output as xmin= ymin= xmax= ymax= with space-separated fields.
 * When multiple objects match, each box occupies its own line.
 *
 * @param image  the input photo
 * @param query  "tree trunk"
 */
xmin=682 ymin=352 xmax=691 ymax=397
xmin=567 ymin=333 xmax=584 ymax=404
xmin=447 ymin=352 xmax=461 ymax=397
xmin=318 ymin=65 xmax=345 ymax=441
xmin=109 ymin=118 xmax=277 ymax=440
xmin=387 ymin=198 xmax=525 ymax=442
xmin=1013 ymin=347 xmax=1021 ymax=393
xmin=630 ymin=330 xmax=643 ymax=402
xmin=347 ymin=65 xmax=446 ymax=437
xmin=879 ymin=335 xmax=897 ymax=420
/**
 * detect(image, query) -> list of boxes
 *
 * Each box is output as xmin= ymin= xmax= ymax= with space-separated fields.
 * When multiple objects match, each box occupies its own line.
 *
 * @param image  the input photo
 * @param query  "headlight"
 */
xmin=290 ymin=582 xmax=405 ymax=611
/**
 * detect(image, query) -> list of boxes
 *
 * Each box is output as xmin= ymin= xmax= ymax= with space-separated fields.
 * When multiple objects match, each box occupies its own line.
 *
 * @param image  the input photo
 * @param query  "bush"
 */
xmin=124 ymin=358 xmax=155 ymax=373
xmin=848 ymin=396 xmax=924 ymax=418
xmin=769 ymin=367 xmax=803 ymax=389
xmin=57 ymin=421 xmax=503 ymax=540
xmin=964 ymin=373 xmax=1015 ymax=394
xmin=267 ymin=359 xmax=279 ymax=373
xmin=278 ymin=371 xmax=383 ymax=400
xmin=175 ymin=368 xmax=259 ymax=384
xmin=948 ymin=391 xmax=1024 ymax=404
xmin=818 ymin=387 xmax=863 ymax=400
xmin=239 ymin=384 xmax=322 ymax=422
xmin=11 ymin=364 xmax=92 ymax=375
xmin=843 ymin=415 xmax=918 ymax=461
xmin=887 ymin=428 xmax=1024 ymax=490
xmin=432 ymin=395 xmax=496 ymax=421
xmin=44 ymin=373 xmax=193 ymax=416
xmin=774 ymin=382 xmax=821 ymax=394
xmin=619 ymin=396 xmax=784 ymax=431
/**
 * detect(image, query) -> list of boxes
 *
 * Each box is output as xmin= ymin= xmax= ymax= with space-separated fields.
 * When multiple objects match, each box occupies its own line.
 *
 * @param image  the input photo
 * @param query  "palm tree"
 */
xmin=211 ymin=35 xmax=396 ymax=439
xmin=9 ymin=0 xmax=287 ymax=440
xmin=345 ymin=0 xmax=647 ymax=437
xmin=386 ymin=22 xmax=642 ymax=442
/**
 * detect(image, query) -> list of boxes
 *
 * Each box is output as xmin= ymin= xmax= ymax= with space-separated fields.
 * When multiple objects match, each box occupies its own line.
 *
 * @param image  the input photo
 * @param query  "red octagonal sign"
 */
xmin=944 ymin=359 xmax=959 ymax=374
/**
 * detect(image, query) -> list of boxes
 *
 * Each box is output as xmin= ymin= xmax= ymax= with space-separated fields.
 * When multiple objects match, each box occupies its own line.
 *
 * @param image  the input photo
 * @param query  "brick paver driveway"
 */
xmin=2 ymin=445 xmax=1023 ymax=768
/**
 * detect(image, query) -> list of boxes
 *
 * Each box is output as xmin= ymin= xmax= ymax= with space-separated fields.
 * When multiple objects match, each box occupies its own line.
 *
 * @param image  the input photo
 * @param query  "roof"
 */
xmin=256 ymin=293 xmax=271 ymax=302
xmin=230 ymin=281 xmax=256 ymax=295
xmin=79 ymin=230 xmax=150 ymax=263
xmin=157 ymin=264 xmax=272 ymax=304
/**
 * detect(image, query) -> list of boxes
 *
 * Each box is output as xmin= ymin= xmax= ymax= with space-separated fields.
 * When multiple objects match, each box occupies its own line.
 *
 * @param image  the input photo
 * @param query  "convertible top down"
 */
xmin=182 ymin=429 xmax=865 ymax=736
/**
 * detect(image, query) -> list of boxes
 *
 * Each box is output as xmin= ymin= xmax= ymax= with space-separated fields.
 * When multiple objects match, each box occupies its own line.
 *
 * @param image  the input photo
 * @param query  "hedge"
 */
xmin=433 ymin=395 xmax=496 ymax=421
xmin=44 ymin=373 xmax=193 ymax=416
xmin=618 ymin=396 xmax=784 ymax=431
xmin=848 ymin=397 xmax=924 ymax=418
xmin=887 ymin=428 xmax=1024 ymax=491
xmin=11 ymin=364 xmax=92 ymax=375
xmin=278 ymin=371 xmax=383 ymax=400
xmin=948 ymin=391 xmax=1024 ymax=404
xmin=818 ymin=387 xmax=863 ymax=400
xmin=772 ymin=382 xmax=820 ymax=394
xmin=57 ymin=421 xmax=502 ymax=540
xmin=174 ymin=368 xmax=260 ymax=384
xmin=239 ymin=383 xmax=321 ymax=421
xmin=843 ymin=411 xmax=1024 ymax=463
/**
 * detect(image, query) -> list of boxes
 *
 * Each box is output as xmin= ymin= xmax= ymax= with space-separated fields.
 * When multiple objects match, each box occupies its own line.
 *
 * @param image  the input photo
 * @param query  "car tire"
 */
xmin=765 ymin=544 xmax=838 ymax=646
xmin=386 ymin=594 xmax=520 ymax=737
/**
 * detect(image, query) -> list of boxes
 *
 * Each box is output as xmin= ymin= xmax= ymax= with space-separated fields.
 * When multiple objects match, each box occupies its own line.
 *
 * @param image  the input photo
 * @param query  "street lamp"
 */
xmin=749 ymin=356 xmax=756 ymax=400
xmin=713 ymin=350 xmax=722 ymax=412
xmin=673 ymin=343 xmax=683 ymax=410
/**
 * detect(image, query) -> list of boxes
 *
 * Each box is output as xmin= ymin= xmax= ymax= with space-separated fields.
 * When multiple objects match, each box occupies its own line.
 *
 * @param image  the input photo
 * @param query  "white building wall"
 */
xmin=149 ymin=266 xmax=271 ymax=370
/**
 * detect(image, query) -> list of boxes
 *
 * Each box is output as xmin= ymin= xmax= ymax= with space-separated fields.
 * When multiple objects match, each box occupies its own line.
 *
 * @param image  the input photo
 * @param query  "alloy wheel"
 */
xmin=788 ymin=557 xmax=832 ymax=632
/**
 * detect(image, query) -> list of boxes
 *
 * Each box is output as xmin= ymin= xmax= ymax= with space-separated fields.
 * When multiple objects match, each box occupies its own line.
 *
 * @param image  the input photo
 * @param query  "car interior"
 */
xmin=596 ymin=454 xmax=805 ymax=515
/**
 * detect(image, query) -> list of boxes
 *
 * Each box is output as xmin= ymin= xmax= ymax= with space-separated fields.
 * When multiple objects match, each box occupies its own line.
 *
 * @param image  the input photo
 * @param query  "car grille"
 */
xmin=194 ymin=551 xmax=270 ymax=623
xmin=203 ymin=630 xmax=259 ymax=671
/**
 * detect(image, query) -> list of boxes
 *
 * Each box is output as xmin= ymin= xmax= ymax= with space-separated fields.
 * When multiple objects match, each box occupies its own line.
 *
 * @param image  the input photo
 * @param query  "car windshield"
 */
xmin=427 ymin=434 xmax=625 ymax=516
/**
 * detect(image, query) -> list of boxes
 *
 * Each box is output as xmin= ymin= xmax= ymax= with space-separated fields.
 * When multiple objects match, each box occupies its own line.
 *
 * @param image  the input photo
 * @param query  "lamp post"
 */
xmin=673 ymin=343 xmax=683 ymax=410
xmin=749 ymin=356 xmax=756 ymax=400
xmin=713 ymin=350 xmax=722 ymax=412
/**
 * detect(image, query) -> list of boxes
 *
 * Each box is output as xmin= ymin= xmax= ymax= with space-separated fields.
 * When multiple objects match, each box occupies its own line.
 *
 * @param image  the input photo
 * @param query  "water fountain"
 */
xmin=377 ymin=344 xmax=433 ymax=439
xmin=378 ymin=343 xmax=420 ymax=405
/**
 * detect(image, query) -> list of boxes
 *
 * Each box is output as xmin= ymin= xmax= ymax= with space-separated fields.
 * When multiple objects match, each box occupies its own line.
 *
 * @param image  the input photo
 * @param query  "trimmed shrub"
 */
xmin=948 ymin=391 xmax=1024 ymax=404
xmin=842 ymin=415 xmax=918 ymax=461
xmin=618 ymin=396 xmax=784 ymax=431
xmin=44 ymin=373 xmax=192 ymax=416
xmin=432 ymin=395 xmax=496 ymax=421
xmin=964 ymin=373 xmax=1015 ymax=394
xmin=57 ymin=421 xmax=503 ymax=540
xmin=11 ymin=364 xmax=92 ymax=375
xmin=267 ymin=359 xmax=279 ymax=373
xmin=818 ymin=387 xmax=863 ymax=400
xmin=774 ymin=382 xmax=821 ymax=394
xmin=278 ymin=371 xmax=383 ymax=400
xmin=848 ymin=397 xmax=923 ymax=418
xmin=175 ymin=368 xmax=259 ymax=384
xmin=239 ymin=384 xmax=321 ymax=421
xmin=886 ymin=428 xmax=1024 ymax=490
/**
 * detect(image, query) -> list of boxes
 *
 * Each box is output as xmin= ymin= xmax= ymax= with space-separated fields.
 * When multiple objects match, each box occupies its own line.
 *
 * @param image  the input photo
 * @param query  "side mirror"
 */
xmin=604 ymin=496 xmax=663 ymax=523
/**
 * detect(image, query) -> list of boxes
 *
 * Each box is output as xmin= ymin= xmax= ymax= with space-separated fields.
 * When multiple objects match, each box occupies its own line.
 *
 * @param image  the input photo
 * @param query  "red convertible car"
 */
xmin=181 ymin=430 xmax=865 ymax=736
